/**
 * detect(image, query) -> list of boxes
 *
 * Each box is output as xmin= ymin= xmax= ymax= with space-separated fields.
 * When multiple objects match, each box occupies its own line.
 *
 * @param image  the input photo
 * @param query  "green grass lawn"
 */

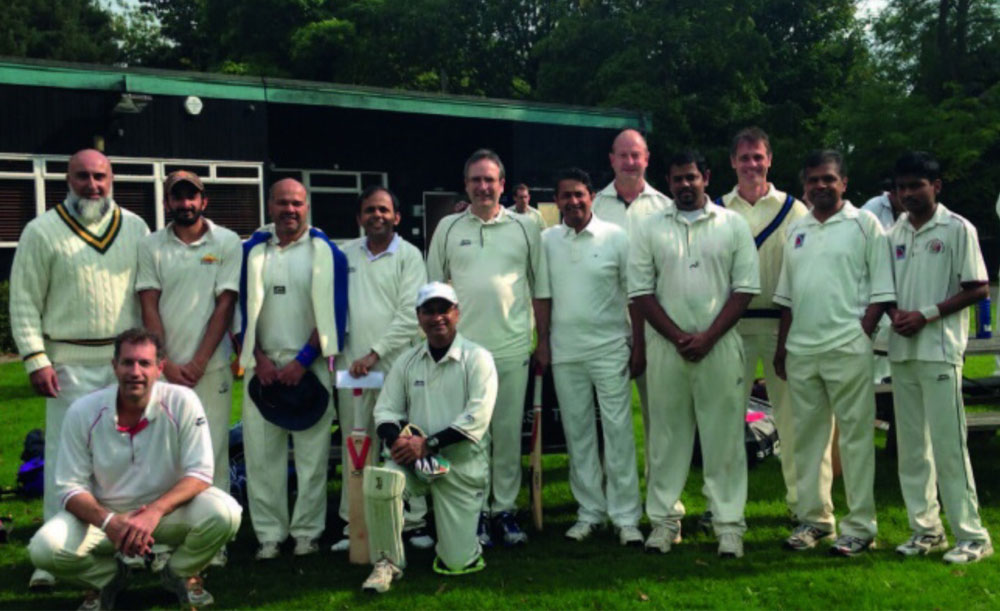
xmin=1 ymin=359 xmax=999 ymax=609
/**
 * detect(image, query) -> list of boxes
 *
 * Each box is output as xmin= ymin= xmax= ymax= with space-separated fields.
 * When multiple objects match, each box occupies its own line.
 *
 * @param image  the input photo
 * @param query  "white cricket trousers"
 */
xmin=335 ymin=388 xmax=428 ymax=529
xmin=645 ymin=333 xmax=748 ymax=535
xmin=786 ymin=335 xmax=877 ymax=539
xmin=891 ymin=360 xmax=990 ymax=543
xmin=243 ymin=358 xmax=334 ymax=543
xmin=552 ymin=344 xmax=641 ymax=527
xmin=29 ymin=487 xmax=241 ymax=588
xmin=43 ymin=363 xmax=118 ymax=521
xmin=193 ymin=366 xmax=234 ymax=493
xmin=483 ymin=353 xmax=530 ymax=515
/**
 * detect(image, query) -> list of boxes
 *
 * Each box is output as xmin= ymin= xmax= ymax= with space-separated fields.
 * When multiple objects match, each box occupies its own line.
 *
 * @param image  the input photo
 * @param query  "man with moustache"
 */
xmin=427 ymin=149 xmax=550 ymax=546
xmin=10 ymin=149 xmax=149 ymax=588
xmin=887 ymin=151 xmax=992 ymax=564
xmin=136 ymin=170 xmax=242 ymax=567
xmin=238 ymin=178 xmax=348 ymax=560
xmin=592 ymin=129 xmax=672 ymax=477
xmin=506 ymin=183 xmax=546 ymax=229
xmin=629 ymin=151 xmax=759 ymax=558
xmin=715 ymin=127 xmax=810 ymax=518
xmin=28 ymin=329 xmax=242 ymax=609
xmin=774 ymin=150 xmax=894 ymax=556
xmin=542 ymin=168 xmax=643 ymax=546
xmin=361 ymin=282 xmax=497 ymax=593
xmin=331 ymin=186 xmax=428 ymax=552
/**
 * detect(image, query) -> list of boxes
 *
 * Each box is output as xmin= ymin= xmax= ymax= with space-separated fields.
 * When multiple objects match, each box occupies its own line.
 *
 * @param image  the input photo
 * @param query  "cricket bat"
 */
xmin=347 ymin=387 xmax=373 ymax=564
xmin=530 ymin=367 xmax=544 ymax=531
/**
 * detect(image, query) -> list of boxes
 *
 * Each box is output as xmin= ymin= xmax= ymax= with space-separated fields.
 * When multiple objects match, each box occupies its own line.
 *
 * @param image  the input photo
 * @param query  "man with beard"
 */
xmin=592 ymin=129 xmax=672 ymax=479
xmin=427 ymin=149 xmax=550 ymax=546
xmin=10 ymin=149 xmax=149 ymax=589
xmin=136 ymin=170 xmax=242 ymax=567
xmin=28 ymin=329 xmax=242 ymax=609
xmin=331 ymin=186 xmax=428 ymax=552
xmin=715 ymin=127 xmax=810 ymax=519
xmin=887 ymin=151 xmax=992 ymax=564
xmin=542 ymin=168 xmax=642 ymax=546
xmin=774 ymin=150 xmax=894 ymax=556
xmin=238 ymin=178 xmax=347 ymax=561
xmin=629 ymin=151 xmax=759 ymax=558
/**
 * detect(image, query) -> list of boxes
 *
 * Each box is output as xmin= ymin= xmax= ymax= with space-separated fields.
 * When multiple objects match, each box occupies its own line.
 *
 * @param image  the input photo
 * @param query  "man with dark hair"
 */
xmin=331 ymin=185 xmax=428 ymax=552
xmin=136 ymin=170 xmax=242 ymax=568
xmin=542 ymin=168 xmax=643 ymax=546
xmin=716 ymin=127 xmax=811 ymax=518
xmin=238 ymin=178 xmax=347 ymax=561
xmin=774 ymin=150 xmax=894 ymax=556
xmin=10 ymin=149 xmax=150 ymax=589
xmin=629 ymin=150 xmax=759 ymax=558
xmin=28 ymin=328 xmax=242 ymax=609
xmin=507 ymin=183 xmax=546 ymax=228
xmin=887 ymin=151 xmax=993 ymax=564
xmin=427 ymin=149 xmax=550 ymax=546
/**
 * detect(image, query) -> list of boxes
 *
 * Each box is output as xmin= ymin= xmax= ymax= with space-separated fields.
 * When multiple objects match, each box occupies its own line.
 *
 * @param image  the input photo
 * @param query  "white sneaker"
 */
xmin=943 ymin=540 xmax=994 ymax=564
xmin=896 ymin=532 xmax=948 ymax=557
xmin=362 ymin=559 xmax=403 ymax=594
xmin=330 ymin=538 xmax=350 ymax=552
xmin=255 ymin=541 xmax=281 ymax=561
xmin=209 ymin=547 xmax=228 ymax=568
xmin=645 ymin=524 xmax=681 ymax=554
xmin=565 ymin=521 xmax=600 ymax=542
xmin=293 ymin=537 xmax=320 ymax=556
xmin=718 ymin=532 xmax=744 ymax=558
xmin=405 ymin=528 xmax=435 ymax=550
xmin=617 ymin=525 xmax=643 ymax=547
xmin=29 ymin=568 xmax=55 ymax=590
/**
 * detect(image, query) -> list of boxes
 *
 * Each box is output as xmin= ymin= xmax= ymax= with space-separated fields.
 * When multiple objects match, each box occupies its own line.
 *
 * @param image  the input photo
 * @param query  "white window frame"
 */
xmin=269 ymin=166 xmax=388 ymax=241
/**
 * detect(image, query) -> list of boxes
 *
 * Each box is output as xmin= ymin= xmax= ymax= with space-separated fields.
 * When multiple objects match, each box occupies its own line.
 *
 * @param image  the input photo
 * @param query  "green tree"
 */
xmin=0 ymin=0 xmax=117 ymax=63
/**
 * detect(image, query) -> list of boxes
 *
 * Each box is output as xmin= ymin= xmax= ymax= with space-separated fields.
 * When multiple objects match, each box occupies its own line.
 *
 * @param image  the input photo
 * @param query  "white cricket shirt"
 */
xmin=257 ymin=230 xmax=316 ymax=357
xmin=592 ymin=181 xmax=671 ymax=235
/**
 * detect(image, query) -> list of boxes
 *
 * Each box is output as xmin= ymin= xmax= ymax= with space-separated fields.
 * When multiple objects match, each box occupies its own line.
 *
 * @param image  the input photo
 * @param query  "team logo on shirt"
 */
xmin=927 ymin=239 xmax=944 ymax=254
xmin=200 ymin=254 xmax=219 ymax=265
xmin=414 ymin=380 xmax=425 ymax=387
xmin=273 ymin=286 xmax=286 ymax=294
xmin=459 ymin=239 xmax=473 ymax=246
xmin=195 ymin=417 xmax=206 ymax=426
xmin=794 ymin=233 xmax=805 ymax=248
xmin=895 ymin=245 xmax=906 ymax=260
xmin=348 ymin=266 xmax=356 ymax=273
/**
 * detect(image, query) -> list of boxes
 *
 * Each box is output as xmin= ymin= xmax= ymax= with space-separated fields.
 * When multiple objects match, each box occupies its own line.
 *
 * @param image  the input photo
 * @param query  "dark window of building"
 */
xmin=0 ymin=179 xmax=36 ymax=241
xmin=205 ymin=184 xmax=261 ymax=237
xmin=310 ymin=192 xmax=359 ymax=240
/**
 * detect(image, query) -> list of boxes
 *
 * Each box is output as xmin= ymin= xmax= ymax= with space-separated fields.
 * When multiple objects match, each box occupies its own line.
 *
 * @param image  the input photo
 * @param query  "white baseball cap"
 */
xmin=415 ymin=282 xmax=459 ymax=308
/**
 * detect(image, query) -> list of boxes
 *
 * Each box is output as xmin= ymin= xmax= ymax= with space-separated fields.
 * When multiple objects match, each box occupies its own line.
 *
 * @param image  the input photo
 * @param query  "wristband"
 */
xmin=295 ymin=344 xmax=320 ymax=367
xmin=919 ymin=305 xmax=941 ymax=322
xmin=100 ymin=512 xmax=115 ymax=532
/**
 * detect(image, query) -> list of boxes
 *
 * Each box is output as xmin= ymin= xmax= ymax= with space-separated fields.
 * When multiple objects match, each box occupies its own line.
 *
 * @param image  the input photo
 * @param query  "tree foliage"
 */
xmin=0 ymin=0 xmax=117 ymax=63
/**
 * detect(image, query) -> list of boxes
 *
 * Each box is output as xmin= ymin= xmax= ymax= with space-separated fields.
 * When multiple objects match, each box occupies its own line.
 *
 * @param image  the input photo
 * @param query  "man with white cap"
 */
xmin=137 ymin=170 xmax=242 ymax=567
xmin=361 ymin=281 xmax=497 ymax=593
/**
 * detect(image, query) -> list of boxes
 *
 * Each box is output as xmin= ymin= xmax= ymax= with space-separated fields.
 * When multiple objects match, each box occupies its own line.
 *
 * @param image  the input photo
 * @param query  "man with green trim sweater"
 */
xmin=10 ymin=149 xmax=149 ymax=589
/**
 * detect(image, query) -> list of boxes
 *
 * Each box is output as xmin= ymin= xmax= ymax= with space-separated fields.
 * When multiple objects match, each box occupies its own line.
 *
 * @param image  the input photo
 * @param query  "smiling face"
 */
xmin=556 ymin=178 xmax=593 ymax=231
xmin=730 ymin=139 xmax=772 ymax=190
xmin=268 ymin=179 xmax=309 ymax=241
xmin=895 ymin=174 xmax=940 ymax=218
xmin=358 ymin=189 xmax=400 ymax=242
xmin=113 ymin=339 xmax=163 ymax=407
xmin=803 ymin=162 xmax=847 ymax=213
xmin=166 ymin=182 xmax=208 ymax=227
xmin=417 ymin=298 xmax=459 ymax=348
xmin=465 ymin=158 xmax=504 ymax=215
xmin=668 ymin=162 xmax=710 ymax=210
xmin=67 ymin=150 xmax=113 ymax=200
xmin=609 ymin=130 xmax=649 ymax=183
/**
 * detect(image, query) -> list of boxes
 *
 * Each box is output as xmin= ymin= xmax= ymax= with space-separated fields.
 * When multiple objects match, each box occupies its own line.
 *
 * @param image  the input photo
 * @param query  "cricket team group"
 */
xmin=9 ymin=125 xmax=993 ymax=606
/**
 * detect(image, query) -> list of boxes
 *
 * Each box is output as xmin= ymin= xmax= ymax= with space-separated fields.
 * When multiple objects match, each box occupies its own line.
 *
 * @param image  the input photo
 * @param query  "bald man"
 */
xmin=237 ymin=179 xmax=347 ymax=561
xmin=10 ymin=149 xmax=150 ymax=588
xmin=592 ymin=129 xmax=672 ymax=480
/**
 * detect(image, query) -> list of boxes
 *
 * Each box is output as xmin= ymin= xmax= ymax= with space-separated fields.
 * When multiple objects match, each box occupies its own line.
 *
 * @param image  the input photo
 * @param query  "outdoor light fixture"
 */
xmin=184 ymin=96 xmax=204 ymax=116
xmin=112 ymin=92 xmax=152 ymax=114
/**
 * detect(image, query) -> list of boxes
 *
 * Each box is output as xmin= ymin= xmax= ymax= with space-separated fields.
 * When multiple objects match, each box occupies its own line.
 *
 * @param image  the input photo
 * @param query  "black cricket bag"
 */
xmin=744 ymin=397 xmax=779 ymax=467
xmin=16 ymin=429 xmax=45 ymax=497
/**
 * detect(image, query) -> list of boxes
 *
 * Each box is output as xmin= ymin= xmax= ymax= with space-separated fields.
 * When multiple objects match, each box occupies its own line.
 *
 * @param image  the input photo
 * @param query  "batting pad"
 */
xmin=364 ymin=466 xmax=407 ymax=567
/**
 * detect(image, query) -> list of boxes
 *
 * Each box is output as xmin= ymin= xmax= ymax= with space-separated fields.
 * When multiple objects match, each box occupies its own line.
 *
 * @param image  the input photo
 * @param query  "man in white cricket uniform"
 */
xmin=332 ymin=186 xmax=428 ymax=551
xmin=592 ymin=129 xmax=672 ymax=478
xmin=506 ymin=183 xmax=546 ymax=229
xmin=774 ymin=150 xmax=895 ymax=556
xmin=629 ymin=151 xmax=760 ymax=558
xmin=542 ymin=169 xmax=643 ymax=546
xmin=861 ymin=183 xmax=904 ymax=384
xmin=715 ymin=127 xmax=810 ymax=516
xmin=887 ymin=151 xmax=993 ymax=564
xmin=28 ymin=329 xmax=242 ymax=609
xmin=238 ymin=179 xmax=347 ymax=560
xmin=10 ymin=149 xmax=149 ymax=588
xmin=426 ymin=149 xmax=550 ymax=546
xmin=136 ymin=171 xmax=241 ymax=566
xmin=361 ymin=282 xmax=497 ymax=593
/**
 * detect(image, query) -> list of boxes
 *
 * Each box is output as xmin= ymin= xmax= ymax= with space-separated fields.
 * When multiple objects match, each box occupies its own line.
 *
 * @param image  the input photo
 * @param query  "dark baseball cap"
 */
xmin=164 ymin=170 xmax=205 ymax=194
xmin=248 ymin=370 xmax=330 ymax=431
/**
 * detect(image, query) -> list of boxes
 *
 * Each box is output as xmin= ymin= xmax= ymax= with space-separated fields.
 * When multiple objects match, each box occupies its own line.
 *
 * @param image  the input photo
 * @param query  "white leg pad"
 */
xmin=364 ymin=466 xmax=406 ymax=567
